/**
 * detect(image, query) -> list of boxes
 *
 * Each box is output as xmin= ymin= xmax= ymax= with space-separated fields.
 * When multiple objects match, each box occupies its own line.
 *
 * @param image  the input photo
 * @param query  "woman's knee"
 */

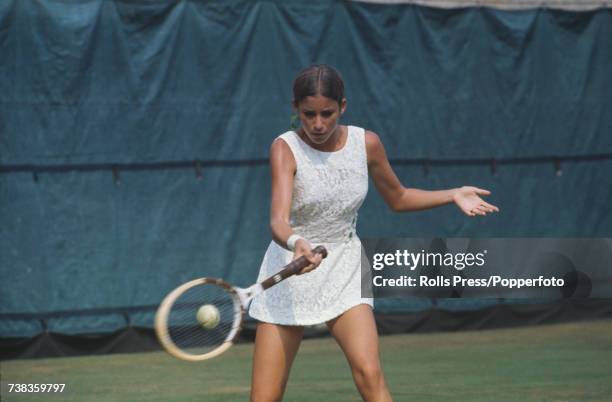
xmin=352 ymin=361 xmax=386 ymax=391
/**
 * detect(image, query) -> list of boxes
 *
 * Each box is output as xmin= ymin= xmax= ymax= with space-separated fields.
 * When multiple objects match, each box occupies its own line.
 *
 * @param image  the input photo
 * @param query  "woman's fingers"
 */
xmin=468 ymin=204 xmax=498 ymax=216
xmin=477 ymin=201 xmax=499 ymax=213
xmin=484 ymin=202 xmax=500 ymax=212
xmin=296 ymin=250 xmax=323 ymax=275
xmin=475 ymin=187 xmax=491 ymax=196
xmin=470 ymin=206 xmax=486 ymax=216
xmin=305 ymin=253 xmax=323 ymax=269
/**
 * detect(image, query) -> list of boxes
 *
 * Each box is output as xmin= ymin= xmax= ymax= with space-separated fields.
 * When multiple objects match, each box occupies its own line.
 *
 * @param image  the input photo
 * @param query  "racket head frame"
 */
xmin=155 ymin=277 xmax=255 ymax=362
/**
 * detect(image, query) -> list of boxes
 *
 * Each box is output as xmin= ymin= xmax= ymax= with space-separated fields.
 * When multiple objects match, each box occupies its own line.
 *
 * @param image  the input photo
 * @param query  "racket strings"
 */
xmin=166 ymin=283 xmax=238 ymax=355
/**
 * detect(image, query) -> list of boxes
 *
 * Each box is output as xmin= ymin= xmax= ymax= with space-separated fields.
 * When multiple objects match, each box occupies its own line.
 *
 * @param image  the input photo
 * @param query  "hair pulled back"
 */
xmin=292 ymin=64 xmax=345 ymax=106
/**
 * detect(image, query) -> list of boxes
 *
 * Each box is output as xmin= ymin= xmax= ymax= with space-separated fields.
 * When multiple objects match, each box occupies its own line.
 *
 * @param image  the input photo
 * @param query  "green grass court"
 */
xmin=2 ymin=319 xmax=612 ymax=401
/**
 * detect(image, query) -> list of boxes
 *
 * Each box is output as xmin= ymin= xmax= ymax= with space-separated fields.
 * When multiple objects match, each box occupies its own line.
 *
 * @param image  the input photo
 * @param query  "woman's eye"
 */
xmin=321 ymin=111 xmax=333 ymax=118
xmin=304 ymin=112 xmax=315 ymax=118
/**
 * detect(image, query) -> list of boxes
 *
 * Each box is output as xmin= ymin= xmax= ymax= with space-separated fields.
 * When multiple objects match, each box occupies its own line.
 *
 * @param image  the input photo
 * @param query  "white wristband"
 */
xmin=286 ymin=234 xmax=305 ymax=251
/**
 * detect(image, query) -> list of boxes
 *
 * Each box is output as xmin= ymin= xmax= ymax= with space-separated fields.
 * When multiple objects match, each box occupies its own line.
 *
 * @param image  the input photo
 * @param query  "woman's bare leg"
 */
xmin=250 ymin=322 xmax=304 ymax=402
xmin=327 ymin=304 xmax=393 ymax=402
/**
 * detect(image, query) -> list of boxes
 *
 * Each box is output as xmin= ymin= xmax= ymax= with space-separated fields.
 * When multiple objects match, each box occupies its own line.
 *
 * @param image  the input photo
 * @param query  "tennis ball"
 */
xmin=196 ymin=304 xmax=220 ymax=329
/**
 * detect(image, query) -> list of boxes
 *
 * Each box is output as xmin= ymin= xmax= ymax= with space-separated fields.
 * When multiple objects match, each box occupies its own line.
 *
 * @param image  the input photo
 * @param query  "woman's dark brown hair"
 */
xmin=292 ymin=64 xmax=345 ymax=106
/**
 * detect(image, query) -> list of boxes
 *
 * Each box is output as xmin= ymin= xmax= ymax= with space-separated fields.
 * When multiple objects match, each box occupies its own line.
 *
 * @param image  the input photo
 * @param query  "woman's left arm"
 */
xmin=366 ymin=131 xmax=499 ymax=216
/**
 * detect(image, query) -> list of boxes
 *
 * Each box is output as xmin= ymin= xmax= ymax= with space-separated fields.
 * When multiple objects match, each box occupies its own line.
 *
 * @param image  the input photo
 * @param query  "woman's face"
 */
xmin=293 ymin=95 xmax=347 ymax=145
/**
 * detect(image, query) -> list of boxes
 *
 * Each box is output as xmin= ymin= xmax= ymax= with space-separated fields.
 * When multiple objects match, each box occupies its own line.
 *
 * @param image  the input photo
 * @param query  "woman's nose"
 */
xmin=313 ymin=116 xmax=324 ymax=130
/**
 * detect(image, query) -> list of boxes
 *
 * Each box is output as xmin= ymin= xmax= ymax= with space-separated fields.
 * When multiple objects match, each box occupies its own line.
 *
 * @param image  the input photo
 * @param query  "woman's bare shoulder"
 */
xmin=364 ymin=130 xmax=385 ymax=162
xmin=270 ymin=136 xmax=296 ymax=170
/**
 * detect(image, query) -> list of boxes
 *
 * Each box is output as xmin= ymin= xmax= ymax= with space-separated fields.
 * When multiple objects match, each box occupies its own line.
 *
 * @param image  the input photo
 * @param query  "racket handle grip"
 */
xmin=311 ymin=245 xmax=328 ymax=258
xmin=260 ymin=245 xmax=328 ymax=290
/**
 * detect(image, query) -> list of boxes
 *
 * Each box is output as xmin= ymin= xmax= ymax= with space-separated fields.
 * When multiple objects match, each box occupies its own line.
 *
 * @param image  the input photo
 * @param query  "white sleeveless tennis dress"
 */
xmin=248 ymin=125 xmax=373 ymax=325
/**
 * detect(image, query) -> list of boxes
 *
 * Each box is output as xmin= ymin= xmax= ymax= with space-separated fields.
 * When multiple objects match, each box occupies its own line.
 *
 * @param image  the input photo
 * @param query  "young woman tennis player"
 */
xmin=248 ymin=64 xmax=499 ymax=402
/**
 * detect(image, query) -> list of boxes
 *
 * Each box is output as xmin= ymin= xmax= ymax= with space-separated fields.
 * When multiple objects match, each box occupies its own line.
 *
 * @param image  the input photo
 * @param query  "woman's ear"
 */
xmin=340 ymin=98 xmax=347 ymax=115
xmin=290 ymin=100 xmax=300 ymax=130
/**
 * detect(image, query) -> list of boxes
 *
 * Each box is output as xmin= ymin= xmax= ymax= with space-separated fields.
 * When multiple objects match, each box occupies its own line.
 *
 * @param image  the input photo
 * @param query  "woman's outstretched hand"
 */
xmin=293 ymin=239 xmax=323 ymax=275
xmin=453 ymin=186 xmax=500 ymax=217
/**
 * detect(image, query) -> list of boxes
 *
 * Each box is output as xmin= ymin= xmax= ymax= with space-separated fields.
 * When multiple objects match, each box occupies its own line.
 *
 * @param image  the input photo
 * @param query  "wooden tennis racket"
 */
xmin=155 ymin=245 xmax=327 ymax=361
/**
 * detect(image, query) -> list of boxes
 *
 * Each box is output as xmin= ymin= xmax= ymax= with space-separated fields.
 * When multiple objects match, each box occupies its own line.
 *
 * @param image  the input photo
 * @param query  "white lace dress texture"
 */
xmin=248 ymin=125 xmax=373 ymax=325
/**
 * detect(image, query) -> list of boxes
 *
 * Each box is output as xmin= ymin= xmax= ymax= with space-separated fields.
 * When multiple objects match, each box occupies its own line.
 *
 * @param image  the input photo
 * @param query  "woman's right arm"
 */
xmin=269 ymin=138 xmax=322 ymax=273
xmin=269 ymin=138 xmax=297 ymax=247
